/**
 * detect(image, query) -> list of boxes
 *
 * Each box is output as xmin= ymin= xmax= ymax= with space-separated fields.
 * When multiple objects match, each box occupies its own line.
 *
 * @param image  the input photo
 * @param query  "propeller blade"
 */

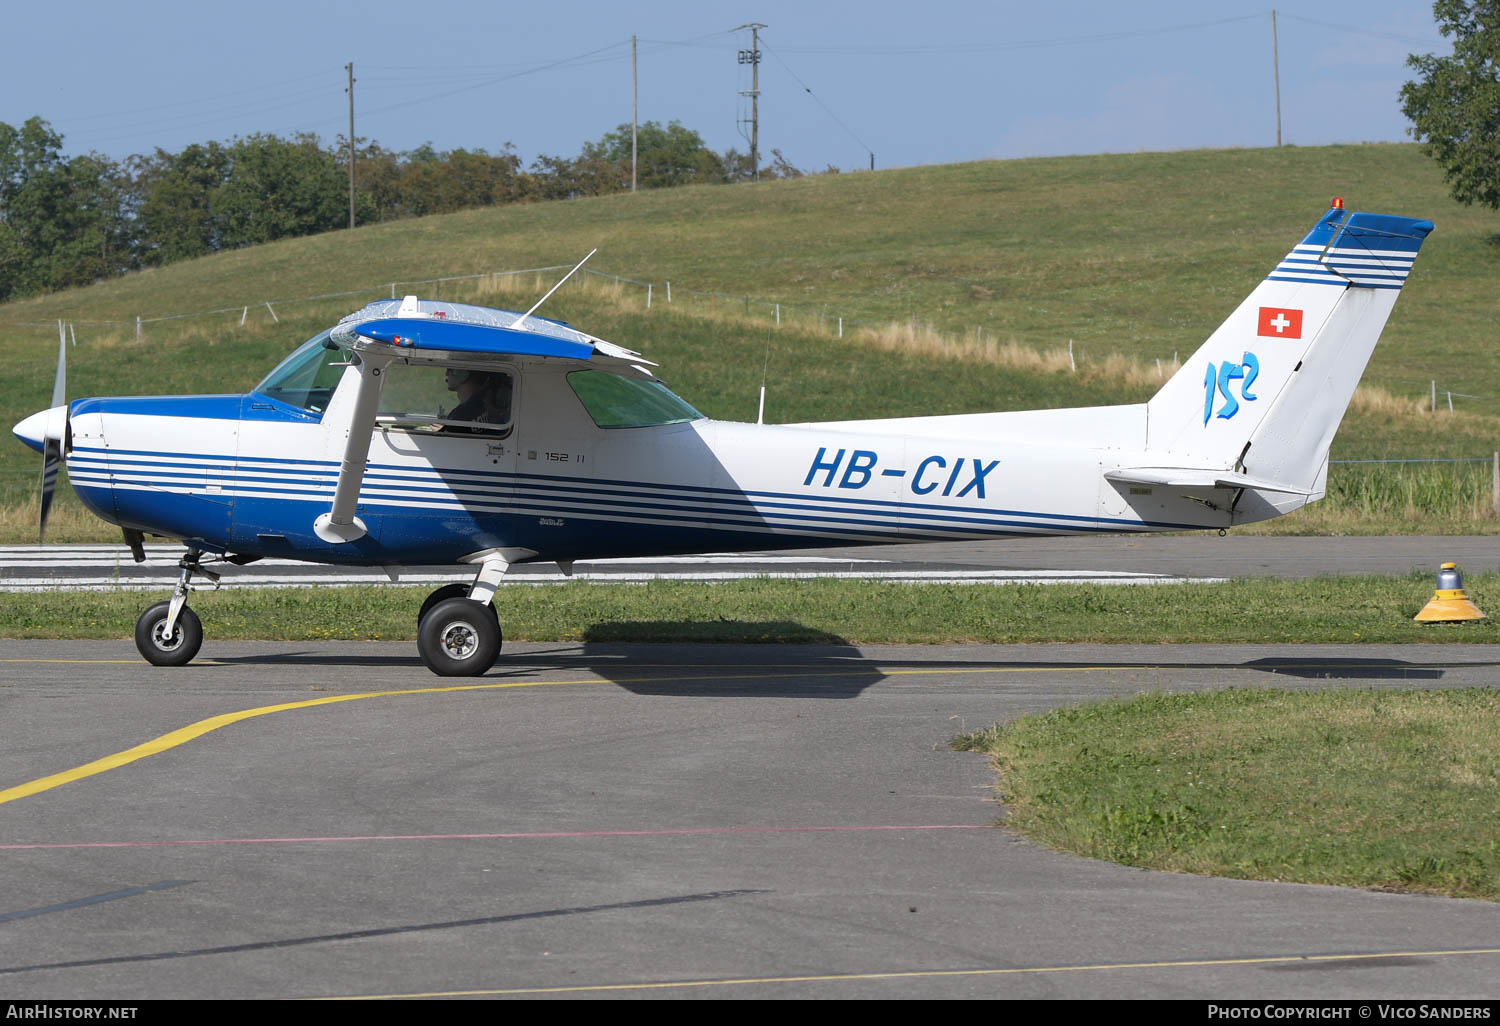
xmin=39 ymin=439 xmax=59 ymax=542
xmin=39 ymin=321 xmax=69 ymax=541
xmin=52 ymin=319 xmax=67 ymax=408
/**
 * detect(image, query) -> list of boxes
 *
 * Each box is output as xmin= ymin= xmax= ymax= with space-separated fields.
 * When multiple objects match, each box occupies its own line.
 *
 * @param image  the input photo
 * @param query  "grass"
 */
xmin=1 ymin=572 xmax=1496 ymax=643
xmin=7 ymin=273 xmax=1500 ymax=542
xmin=7 ymin=144 xmax=1497 ymax=368
xmin=954 ymin=688 xmax=1500 ymax=900
xmin=3 ymin=143 xmax=1496 ymax=399
xmin=5 ymin=144 xmax=1500 ymax=538
xmin=1238 ymin=459 xmax=1500 ymax=536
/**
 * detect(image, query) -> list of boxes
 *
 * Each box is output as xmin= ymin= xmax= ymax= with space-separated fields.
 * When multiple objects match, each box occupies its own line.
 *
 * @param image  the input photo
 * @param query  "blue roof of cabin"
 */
xmin=331 ymin=297 xmax=649 ymax=366
xmin=353 ymin=316 xmax=594 ymax=359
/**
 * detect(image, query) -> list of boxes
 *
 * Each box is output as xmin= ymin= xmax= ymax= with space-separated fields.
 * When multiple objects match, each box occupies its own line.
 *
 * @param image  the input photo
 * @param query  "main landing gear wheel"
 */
xmin=418 ymin=583 xmax=487 ymax=627
xmin=135 ymin=601 xmax=203 ymax=667
xmin=418 ymin=597 xmax=502 ymax=677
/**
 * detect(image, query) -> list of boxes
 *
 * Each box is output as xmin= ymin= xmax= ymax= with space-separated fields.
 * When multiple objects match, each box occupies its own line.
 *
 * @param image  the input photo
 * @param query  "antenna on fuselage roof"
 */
xmin=510 ymin=248 xmax=598 ymax=330
xmin=757 ymin=328 xmax=772 ymax=425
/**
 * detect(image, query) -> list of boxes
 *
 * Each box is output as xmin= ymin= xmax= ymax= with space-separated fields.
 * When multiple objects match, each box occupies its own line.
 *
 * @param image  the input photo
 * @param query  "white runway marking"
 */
xmin=0 ymin=545 xmax=885 ymax=568
xmin=0 ymin=545 xmax=1224 ymax=592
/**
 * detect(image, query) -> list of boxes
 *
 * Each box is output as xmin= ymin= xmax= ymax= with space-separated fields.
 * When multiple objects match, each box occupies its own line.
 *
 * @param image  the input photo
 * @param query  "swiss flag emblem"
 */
xmin=1257 ymin=306 xmax=1303 ymax=339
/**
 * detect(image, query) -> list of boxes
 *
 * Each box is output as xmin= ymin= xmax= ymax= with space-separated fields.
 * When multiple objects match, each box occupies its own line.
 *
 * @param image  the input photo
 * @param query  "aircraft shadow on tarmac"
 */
xmin=213 ymin=625 xmax=1496 ymax=693
xmin=577 ymin=621 xmax=886 ymax=698
xmin=215 ymin=621 xmax=891 ymax=698
xmin=1236 ymin=656 xmax=1453 ymax=680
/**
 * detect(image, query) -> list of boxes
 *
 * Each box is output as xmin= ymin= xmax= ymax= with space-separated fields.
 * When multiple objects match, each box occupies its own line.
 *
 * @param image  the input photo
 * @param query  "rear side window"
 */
xmin=567 ymin=370 xmax=703 ymax=429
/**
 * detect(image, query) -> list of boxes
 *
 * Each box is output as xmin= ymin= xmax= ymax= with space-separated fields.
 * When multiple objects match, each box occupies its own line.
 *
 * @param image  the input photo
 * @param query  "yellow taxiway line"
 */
xmin=0 ymin=654 xmax=1469 ymax=808
xmin=1 ymin=664 xmax=1019 ymax=806
xmin=324 ymin=946 xmax=1500 ymax=998
xmin=0 ymin=676 xmax=603 ymax=807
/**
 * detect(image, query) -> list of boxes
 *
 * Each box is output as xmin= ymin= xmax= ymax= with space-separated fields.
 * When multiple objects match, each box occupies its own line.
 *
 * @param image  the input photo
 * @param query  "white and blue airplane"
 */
xmin=14 ymin=199 xmax=1431 ymax=675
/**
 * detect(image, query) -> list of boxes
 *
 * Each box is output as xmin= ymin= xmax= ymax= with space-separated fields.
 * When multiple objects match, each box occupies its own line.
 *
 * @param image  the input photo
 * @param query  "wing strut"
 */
xmin=314 ymin=353 xmax=390 ymax=543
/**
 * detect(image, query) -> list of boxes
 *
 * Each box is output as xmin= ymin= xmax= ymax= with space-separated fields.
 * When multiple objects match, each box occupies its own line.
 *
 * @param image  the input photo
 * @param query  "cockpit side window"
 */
xmin=566 ymin=370 xmax=703 ymax=429
xmin=253 ymin=331 xmax=348 ymax=414
xmin=376 ymin=363 xmax=514 ymax=437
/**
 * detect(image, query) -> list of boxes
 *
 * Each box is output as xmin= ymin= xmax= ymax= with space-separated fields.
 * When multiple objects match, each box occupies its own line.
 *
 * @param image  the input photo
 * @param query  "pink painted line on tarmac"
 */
xmin=0 ymin=824 xmax=992 ymax=852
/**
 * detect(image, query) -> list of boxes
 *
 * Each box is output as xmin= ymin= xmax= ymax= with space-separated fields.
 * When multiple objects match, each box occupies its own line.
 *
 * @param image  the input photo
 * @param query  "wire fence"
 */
xmin=1 ymin=262 xmax=949 ymax=347
xmin=1423 ymin=383 xmax=1500 ymax=412
xmin=7 ymin=260 xmax=1500 ymax=417
xmin=1 ymin=266 xmax=575 ymax=335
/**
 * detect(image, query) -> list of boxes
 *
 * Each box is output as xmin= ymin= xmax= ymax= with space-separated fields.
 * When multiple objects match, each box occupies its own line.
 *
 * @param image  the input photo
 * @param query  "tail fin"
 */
xmin=1142 ymin=201 xmax=1432 ymax=491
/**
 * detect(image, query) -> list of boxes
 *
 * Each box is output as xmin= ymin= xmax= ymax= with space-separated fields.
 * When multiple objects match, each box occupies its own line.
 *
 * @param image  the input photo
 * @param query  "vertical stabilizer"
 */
xmin=1143 ymin=202 xmax=1432 ymax=489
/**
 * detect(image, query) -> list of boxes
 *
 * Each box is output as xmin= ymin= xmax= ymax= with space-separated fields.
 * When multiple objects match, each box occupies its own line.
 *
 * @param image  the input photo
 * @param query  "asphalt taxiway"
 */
xmin=1 ymin=639 xmax=1497 ymax=999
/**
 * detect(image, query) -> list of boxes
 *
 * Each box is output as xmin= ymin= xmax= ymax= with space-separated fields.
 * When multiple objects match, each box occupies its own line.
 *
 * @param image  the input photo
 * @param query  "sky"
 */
xmin=4 ymin=1 xmax=1449 ymax=172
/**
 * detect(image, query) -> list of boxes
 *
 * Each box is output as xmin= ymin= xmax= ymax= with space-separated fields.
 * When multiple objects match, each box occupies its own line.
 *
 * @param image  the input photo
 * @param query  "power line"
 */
xmin=30 ymin=12 xmax=1449 ymax=170
xmin=1275 ymin=12 xmax=1445 ymax=49
xmin=70 ymin=88 xmax=345 ymax=149
xmin=43 ymin=71 xmax=334 ymax=126
xmin=621 ymin=29 xmax=739 ymax=51
xmin=770 ymin=13 xmax=1267 ymax=56
xmin=757 ymin=37 xmax=873 ymax=167
xmin=357 ymin=40 xmax=633 ymax=121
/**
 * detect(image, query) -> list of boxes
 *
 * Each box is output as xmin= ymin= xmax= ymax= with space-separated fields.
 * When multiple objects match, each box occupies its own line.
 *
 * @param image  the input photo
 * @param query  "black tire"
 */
xmin=135 ymin=601 xmax=203 ymax=667
xmin=418 ymin=583 xmax=479 ymax=627
xmin=418 ymin=597 xmax=502 ymax=677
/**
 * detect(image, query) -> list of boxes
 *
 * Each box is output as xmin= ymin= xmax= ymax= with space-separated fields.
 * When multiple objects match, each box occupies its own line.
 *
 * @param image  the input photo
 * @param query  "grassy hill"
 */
xmin=4 ymin=143 xmax=1499 ymax=539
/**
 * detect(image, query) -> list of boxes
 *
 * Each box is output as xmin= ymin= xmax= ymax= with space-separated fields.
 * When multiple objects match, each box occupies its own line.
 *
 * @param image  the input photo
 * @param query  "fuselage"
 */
xmin=58 ymin=360 xmax=1236 ymax=567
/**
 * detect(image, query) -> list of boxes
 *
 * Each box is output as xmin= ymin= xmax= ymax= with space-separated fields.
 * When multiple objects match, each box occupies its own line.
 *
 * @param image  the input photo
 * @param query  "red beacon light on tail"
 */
xmin=1331 ymin=196 xmax=1344 ymax=210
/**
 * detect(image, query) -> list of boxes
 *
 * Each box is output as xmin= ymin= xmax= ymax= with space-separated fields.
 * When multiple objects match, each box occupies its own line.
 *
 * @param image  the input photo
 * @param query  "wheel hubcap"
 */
xmin=439 ymin=621 xmax=479 ymax=660
xmin=151 ymin=620 xmax=183 ymax=652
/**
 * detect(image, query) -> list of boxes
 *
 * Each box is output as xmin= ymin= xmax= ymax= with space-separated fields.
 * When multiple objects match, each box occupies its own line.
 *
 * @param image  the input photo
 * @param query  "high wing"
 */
xmin=312 ymin=294 xmax=654 ymax=544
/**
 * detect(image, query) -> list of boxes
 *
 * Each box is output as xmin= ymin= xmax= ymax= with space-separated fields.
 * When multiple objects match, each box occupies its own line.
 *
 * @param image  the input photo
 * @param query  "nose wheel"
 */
xmin=135 ymin=601 xmax=203 ymax=666
xmin=134 ymin=547 xmax=216 ymax=666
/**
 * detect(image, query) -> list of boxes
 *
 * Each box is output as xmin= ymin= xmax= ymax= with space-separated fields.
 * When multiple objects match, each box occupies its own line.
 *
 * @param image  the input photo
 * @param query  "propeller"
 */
xmin=37 ymin=320 xmax=68 ymax=541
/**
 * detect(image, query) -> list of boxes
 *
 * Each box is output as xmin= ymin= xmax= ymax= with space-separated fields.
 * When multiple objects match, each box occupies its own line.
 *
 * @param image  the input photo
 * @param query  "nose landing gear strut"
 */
xmin=134 ymin=548 xmax=218 ymax=666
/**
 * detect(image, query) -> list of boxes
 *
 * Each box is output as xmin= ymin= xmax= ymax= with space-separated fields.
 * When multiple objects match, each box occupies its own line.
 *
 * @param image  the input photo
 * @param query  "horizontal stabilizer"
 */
xmin=1105 ymin=467 xmax=1315 ymax=496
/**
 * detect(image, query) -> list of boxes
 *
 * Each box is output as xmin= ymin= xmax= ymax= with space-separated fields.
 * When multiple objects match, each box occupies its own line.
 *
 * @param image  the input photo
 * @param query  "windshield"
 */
xmin=567 ymin=370 xmax=703 ymax=429
xmin=254 ymin=331 xmax=347 ymax=414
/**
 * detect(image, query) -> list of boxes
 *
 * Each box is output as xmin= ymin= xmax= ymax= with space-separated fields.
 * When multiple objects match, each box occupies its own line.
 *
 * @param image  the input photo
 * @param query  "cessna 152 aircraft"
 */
xmin=13 ymin=200 xmax=1431 ymax=675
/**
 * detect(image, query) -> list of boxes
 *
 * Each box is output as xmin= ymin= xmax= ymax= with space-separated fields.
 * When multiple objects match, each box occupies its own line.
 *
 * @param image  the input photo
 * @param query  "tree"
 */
xmin=212 ymin=133 xmax=348 ymax=248
xmin=395 ymin=144 xmax=523 ymax=216
xmin=133 ymin=142 xmax=232 ymax=264
xmin=1401 ymin=1 xmax=1500 ymax=209
xmin=762 ymin=149 xmax=805 ymax=180
xmin=338 ymin=137 xmax=399 ymax=224
xmin=50 ymin=152 xmax=134 ymax=287
xmin=0 ymin=117 xmax=132 ymax=299
xmin=582 ymin=120 xmax=723 ymax=189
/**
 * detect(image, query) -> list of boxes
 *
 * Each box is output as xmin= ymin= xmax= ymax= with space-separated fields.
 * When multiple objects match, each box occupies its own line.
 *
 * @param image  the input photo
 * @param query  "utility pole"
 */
xmin=631 ymin=35 xmax=638 ymax=192
xmin=1271 ymin=10 xmax=1282 ymax=147
xmin=345 ymin=62 xmax=356 ymax=228
xmin=736 ymin=23 xmax=765 ymax=181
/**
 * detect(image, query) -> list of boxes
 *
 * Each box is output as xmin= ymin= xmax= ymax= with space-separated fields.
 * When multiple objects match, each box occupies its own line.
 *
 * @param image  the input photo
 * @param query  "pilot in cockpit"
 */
xmin=441 ymin=368 xmax=511 ymax=429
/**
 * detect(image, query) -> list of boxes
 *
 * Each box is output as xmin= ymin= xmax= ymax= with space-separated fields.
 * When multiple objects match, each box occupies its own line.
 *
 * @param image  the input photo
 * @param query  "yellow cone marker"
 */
xmin=1414 ymin=562 xmax=1486 ymax=623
